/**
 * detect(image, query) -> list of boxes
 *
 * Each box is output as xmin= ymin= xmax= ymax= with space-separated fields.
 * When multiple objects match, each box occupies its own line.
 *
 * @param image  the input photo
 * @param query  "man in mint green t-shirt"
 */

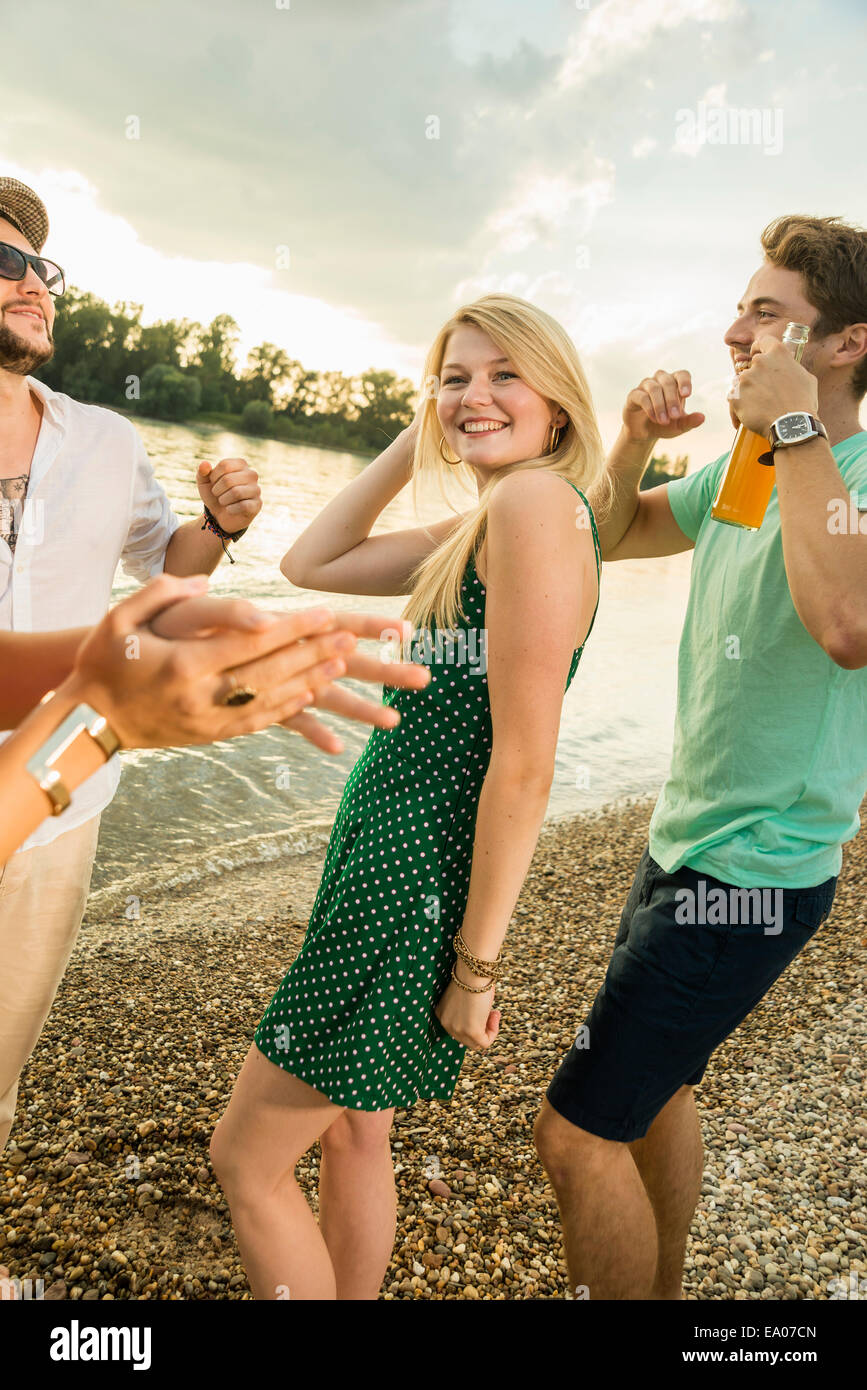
xmin=535 ymin=214 xmax=867 ymax=1301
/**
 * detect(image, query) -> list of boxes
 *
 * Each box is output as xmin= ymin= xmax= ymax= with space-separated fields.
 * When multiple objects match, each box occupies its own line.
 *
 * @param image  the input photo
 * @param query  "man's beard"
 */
xmin=0 ymin=314 xmax=54 ymax=374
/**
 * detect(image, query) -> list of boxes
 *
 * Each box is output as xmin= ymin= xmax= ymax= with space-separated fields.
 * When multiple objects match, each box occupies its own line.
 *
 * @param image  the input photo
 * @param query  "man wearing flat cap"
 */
xmin=0 ymin=176 xmax=262 ymax=1151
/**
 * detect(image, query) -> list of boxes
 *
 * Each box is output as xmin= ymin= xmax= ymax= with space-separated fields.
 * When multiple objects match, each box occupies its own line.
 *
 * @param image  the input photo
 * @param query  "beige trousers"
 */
xmin=0 ymin=815 xmax=101 ymax=1153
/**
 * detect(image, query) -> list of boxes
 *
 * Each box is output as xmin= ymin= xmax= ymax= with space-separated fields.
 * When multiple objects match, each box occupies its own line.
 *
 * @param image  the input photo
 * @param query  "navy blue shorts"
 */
xmin=545 ymin=846 xmax=837 ymax=1142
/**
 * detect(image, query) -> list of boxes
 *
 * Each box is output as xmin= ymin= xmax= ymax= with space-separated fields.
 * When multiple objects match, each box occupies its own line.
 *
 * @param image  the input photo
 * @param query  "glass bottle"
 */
xmin=711 ymin=322 xmax=810 ymax=530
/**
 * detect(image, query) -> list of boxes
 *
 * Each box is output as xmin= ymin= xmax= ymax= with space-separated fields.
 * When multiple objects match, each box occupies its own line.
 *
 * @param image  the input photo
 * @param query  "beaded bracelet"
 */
xmin=201 ymin=505 xmax=249 ymax=565
xmin=454 ymin=928 xmax=503 ymax=980
xmin=451 ymin=963 xmax=495 ymax=994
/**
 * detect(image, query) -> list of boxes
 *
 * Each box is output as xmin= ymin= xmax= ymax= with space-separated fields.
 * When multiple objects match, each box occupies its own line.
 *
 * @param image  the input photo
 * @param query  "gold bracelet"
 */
xmin=25 ymin=696 xmax=121 ymax=817
xmin=455 ymin=927 xmax=502 ymax=970
xmin=450 ymin=963 xmax=495 ymax=994
xmin=454 ymin=928 xmax=503 ymax=979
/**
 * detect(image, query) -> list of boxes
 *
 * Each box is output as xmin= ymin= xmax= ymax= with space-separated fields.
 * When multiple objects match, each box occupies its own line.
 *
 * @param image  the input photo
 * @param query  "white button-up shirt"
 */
xmin=1 ymin=376 xmax=181 ymax=852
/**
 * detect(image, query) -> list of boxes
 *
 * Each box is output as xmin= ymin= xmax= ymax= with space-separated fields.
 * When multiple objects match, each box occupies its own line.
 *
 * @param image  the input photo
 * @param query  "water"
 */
xmin=90 ymin=418 xmax=693 ymax=908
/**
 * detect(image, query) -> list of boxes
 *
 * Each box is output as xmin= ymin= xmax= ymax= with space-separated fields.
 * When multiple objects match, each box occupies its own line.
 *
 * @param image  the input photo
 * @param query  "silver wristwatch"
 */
xmin=758 ymin=412 xmax=828 ymax=465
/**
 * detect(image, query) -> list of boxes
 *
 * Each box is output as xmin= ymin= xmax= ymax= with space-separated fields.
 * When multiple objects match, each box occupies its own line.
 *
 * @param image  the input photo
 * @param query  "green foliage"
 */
xmin=139 ymin=363 xmax=202 ymax=422
xmin=38 ymin=288 xmax=140 ymax=404
xmin=240 ymin=399 xmax=274 ymax=435
xmin=33 ymin=285 xmax=418 ymax=451
xmin=640 ymin=454 xmax=689 ymax=490
xmin=34 ymin=286 xmax=687 ymax=471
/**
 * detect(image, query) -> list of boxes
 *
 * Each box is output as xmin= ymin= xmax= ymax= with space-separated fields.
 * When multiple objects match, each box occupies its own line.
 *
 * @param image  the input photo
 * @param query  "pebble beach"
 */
xmin=1 ymin=796 xmax=864 ymax=1301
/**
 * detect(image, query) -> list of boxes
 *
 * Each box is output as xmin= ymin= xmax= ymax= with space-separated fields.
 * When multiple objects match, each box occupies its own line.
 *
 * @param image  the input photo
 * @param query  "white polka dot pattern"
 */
xmin=254 ymin=483 xmax=602 ymax=1110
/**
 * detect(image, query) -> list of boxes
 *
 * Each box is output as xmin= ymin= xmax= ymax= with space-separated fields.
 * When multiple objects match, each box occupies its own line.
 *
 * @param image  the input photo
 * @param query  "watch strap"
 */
xmin=759 ymin=415 xmax=827 ymax=466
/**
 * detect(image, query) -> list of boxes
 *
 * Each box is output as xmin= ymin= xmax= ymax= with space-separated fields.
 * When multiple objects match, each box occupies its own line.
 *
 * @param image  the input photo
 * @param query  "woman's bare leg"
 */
xmin=318 ymin=1107 xmax=397 ymax=1300
xmin=209 ymin=1044 xmax=344 ymax=1300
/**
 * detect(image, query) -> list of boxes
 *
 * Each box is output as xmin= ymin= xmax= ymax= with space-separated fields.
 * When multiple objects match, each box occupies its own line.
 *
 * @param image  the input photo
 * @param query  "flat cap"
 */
xmin=0 ymin=177 xmax=49 ymax=252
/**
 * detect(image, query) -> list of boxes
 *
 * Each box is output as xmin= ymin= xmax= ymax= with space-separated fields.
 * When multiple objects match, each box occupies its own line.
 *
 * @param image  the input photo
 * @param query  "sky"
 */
xmin=2 ymin=0 xmax=865 ymax=462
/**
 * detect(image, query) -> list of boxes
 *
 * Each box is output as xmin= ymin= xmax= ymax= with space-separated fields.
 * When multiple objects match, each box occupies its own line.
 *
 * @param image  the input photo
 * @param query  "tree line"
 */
xmin=34 ymin=287 xmax=416 ymax=452
xmin=32 ymin=286 xmax=687 ymax=481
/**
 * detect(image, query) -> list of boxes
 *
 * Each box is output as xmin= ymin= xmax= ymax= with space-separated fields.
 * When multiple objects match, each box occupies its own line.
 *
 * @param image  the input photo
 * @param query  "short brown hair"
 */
xmin=761 ymin=214 xmax=867 ymax=399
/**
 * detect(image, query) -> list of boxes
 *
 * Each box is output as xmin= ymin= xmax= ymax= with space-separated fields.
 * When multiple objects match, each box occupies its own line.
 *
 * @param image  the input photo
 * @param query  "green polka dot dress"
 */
xmin=254 ymin=482 xmax=602 ymax=1110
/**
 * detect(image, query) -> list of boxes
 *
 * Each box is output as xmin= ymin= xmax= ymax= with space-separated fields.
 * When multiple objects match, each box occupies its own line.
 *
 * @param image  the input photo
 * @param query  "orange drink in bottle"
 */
xmin=711 ymin=322 xmax=810 ymax=531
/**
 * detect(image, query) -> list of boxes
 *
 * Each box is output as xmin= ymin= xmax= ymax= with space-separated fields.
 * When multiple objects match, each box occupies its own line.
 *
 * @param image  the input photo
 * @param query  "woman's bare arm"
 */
xmin=281 ymin=424 xmax=471 ymax=595
xmin=457 ymin=471 xmax=595 ymax=962
xmin=0 ymin=576 xmax=432 ymax=862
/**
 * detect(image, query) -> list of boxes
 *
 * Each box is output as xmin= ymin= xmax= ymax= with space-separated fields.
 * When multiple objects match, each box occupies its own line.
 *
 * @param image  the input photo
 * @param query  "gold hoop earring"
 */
xmin=547 ymin=423 xmax=561 ymax=455
xmin=439 ymin=434 xmax=461 ymax=465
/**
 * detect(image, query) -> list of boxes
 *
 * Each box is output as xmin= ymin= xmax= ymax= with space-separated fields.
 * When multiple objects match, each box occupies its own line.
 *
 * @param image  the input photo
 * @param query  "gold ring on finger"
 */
xmin=218 ymin=674 xmax=259 ymax=707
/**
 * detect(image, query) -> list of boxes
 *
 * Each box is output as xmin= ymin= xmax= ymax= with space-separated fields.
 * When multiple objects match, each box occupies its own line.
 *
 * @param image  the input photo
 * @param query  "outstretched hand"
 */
xmin=65 ymin=576 xmax=432 ymax=753
xmin=147 ymin=593 xmax=431 ymax=753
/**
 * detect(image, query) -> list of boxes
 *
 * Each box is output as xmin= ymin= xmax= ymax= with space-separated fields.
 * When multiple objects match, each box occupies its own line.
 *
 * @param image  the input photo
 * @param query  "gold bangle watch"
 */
xmin=25 ymin=692 xmax=121 ymax=817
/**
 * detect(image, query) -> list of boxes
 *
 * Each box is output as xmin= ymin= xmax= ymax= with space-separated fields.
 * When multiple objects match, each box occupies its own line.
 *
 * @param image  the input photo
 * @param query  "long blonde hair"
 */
xmin=400 ymin=292 xmax=609 ymax=641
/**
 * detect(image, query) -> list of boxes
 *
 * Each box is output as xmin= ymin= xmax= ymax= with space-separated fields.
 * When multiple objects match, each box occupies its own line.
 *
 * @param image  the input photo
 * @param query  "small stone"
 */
xmin=428 ymin=1179 xmax=451 ymax=1198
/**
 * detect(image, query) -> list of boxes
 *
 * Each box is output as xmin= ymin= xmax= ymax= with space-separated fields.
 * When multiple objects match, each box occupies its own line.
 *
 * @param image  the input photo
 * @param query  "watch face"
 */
xmin=777 ymin=412 xmax=812 ymax=442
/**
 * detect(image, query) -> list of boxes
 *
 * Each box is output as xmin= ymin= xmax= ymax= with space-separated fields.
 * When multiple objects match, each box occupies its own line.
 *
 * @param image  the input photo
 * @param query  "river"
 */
xmin=89 ymin=417 xmax=693 ymax=909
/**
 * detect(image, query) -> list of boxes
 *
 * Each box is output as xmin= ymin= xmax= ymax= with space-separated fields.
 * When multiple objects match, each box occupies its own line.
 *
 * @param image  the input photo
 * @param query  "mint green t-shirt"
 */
xmin=648 ymin=430 xmax=867 ymax=889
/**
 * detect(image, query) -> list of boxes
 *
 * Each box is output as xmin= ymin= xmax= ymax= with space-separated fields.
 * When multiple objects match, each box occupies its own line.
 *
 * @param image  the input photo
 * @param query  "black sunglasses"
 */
xmin=0 ymin=240 xmax=65 ymax=297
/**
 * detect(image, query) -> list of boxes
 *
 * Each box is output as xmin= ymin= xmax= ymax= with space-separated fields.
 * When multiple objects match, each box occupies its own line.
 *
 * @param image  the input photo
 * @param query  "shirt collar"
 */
xmin=22 ymin=375 xmax=67 ymax=497
xmin=25 ymin=375 xmax=66 ymax=432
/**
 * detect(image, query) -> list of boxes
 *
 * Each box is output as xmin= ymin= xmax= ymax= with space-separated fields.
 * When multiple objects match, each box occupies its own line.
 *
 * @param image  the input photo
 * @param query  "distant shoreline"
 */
xmin=106 ymin=401 xmax=382 ymax=459
xmin=108 ymin=402 xmax=688 ymax=480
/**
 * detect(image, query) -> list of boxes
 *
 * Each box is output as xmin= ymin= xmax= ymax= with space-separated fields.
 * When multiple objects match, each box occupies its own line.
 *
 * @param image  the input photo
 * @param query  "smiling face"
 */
xmin=0 ymin=216 xmax=56 ymax=375
xmin=724 ymin=261 xmax=825 ymax=378
xmin=436 ymin=322 xmax=566 ymax=480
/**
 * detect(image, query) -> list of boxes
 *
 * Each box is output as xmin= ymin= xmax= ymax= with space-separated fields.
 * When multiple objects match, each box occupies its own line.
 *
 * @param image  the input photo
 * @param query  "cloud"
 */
xmin=556 ymin=0 xmax=738 ymax=91
xmin=1 ymin=0 xmax=864 ymax=453
xmin=2 ymin=157 xmax=415 ymax=376
xmin=483 ymin=165 xmax=616 ymax=255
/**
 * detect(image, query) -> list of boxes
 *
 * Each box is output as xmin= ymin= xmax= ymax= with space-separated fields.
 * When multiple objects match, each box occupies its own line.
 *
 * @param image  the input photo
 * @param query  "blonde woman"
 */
xmin=210 ymin=293 xmax=609 ymax=1300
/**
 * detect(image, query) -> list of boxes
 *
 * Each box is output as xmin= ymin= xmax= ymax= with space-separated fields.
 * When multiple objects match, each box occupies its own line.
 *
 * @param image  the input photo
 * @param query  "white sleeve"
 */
xmin=120 ymin=422 xmax=182 ymax=584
